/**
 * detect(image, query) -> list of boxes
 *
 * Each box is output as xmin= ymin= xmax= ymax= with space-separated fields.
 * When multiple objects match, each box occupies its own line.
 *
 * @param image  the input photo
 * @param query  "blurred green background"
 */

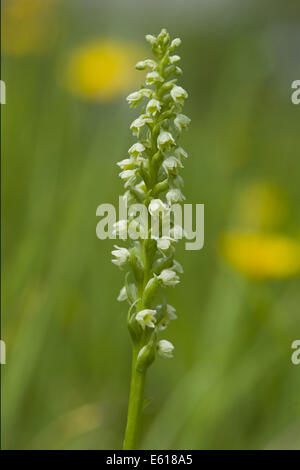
xmin=1 ymin=0 xmax=300 ymax=450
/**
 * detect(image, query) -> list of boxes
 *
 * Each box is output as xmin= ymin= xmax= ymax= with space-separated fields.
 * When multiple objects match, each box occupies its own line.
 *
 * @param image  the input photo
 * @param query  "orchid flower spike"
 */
xmin=111 ymin=28 xmax=190 ymax=450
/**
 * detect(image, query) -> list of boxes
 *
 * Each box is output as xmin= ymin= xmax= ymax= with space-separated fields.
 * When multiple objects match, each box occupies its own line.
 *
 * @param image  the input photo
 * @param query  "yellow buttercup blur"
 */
xmin=63 ymin=40 xmax=143 ymax=102
xmin=221 ymin=232 xmax=300 ymax=280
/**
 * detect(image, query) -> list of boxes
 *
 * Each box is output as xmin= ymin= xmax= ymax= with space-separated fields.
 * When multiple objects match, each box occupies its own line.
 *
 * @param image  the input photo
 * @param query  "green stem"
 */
xmin=123 ymin=345 xmax=147 ymax=450
xmin=124 ymin=239 xmax=150 ymax=450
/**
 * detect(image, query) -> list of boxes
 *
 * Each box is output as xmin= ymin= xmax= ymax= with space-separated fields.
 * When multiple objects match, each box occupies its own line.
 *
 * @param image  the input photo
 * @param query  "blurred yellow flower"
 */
xmin=221 ymin=232 xmax=300 ymax=280
xmin=237 ymin=182 xmax=288 ymax=231
xmin=63 ymin=40 xmax=143 ymax=102
xmin=3 ymin=0 xmax=58 ymax=56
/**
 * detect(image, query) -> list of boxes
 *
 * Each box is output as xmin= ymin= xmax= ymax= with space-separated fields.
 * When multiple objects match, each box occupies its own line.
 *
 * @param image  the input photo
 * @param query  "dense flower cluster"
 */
xmin=112 ymin=29 xmax=190 ymax=370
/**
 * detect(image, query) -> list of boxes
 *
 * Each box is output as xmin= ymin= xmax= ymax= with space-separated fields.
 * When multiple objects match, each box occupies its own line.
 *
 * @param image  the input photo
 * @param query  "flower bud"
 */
xmin=170 ymin=38 xmax=181 ymax=50
xmin=135 ymin=61 xmax=146 ymax=71
xmin=169 ymin=55 xmax=181 ymax=65
xmin=145 ymin=34 xmax=157 ymax=47
xmin=157 ymin=339 xmax=174 ymax=358
xmin=158 ymin=269 xmax=180 ymax=286
xmin=170 ymin=85 xmax=188 ymax=103
xmin=156 ymin=237 xmax=172 ymax=251
xmin=157 ymin=28 xmax=170 ymax=46
xmin=135 ymin=59 xmax=157 ymax=70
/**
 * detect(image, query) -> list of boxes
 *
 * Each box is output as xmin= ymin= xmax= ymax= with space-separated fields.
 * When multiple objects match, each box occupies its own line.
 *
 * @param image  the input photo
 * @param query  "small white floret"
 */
xmin=136 ymin=309 xmax=157 ymax=329
xmin=157 ymin=131 xmax=175 ymax=151
xmin=111 ymin=246 xmax=130 ymax=267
